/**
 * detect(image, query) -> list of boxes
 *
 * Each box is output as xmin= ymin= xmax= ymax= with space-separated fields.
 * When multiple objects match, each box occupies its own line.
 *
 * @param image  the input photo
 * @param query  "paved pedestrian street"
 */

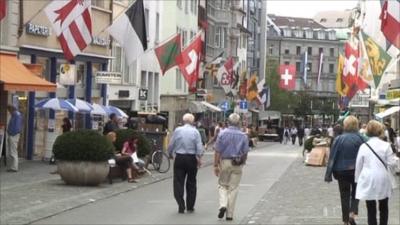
xmin=241 ymin=157 xmax=400 ymax=225
xmin=1 ymin=142 xmax=399 ymax=224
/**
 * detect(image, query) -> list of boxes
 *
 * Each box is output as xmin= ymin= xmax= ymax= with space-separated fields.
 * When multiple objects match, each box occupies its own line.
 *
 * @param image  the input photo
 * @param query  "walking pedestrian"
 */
xmin=283 ymin=126 xmax=290 ymax=144
xmin=206 ymin=122 xmax=224 ymax=150
xmin=290 ymin=126 xmax=297 ymax=145
xmin=6 ymin=105 xmax=23 ymax=172
xmin=168 ymin=113 xmax=204 ymax=214
xmin=355 ymin=120 xmax=399 ymax=225
xmin=325 ymin=116 xmax=364 ymax=225
xmin=297 ymin=126 xmax=305 ymax=146
xmin=213 ymin=113 xmax=249 ymax=221
xmin=277 ymin=126 xmax=284 ymax=144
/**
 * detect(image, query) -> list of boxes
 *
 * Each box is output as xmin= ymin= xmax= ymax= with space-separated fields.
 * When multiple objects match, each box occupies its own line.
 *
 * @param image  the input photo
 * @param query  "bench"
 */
xmin=107 ymin=157 xmax=139 ymax=184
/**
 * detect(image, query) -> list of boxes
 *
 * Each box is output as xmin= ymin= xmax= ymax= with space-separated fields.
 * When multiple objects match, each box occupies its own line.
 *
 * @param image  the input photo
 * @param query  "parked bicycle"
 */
xmin=145 ymin=139 xmax=170 ymax=173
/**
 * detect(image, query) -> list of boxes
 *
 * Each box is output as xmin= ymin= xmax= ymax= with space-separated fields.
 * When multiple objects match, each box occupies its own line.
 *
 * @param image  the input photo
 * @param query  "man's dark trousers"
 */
xmin=173 ymin=154 xmax=198 ymax=211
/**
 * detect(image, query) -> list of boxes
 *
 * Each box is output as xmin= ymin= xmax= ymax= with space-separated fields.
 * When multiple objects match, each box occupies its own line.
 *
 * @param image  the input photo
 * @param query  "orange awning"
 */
xmin=0 ymin=53 xmax=56 ymax=92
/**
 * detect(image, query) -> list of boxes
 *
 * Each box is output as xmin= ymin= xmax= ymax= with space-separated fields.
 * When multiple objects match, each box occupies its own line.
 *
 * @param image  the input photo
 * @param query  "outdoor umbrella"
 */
xmin=91 ymin=103 xmax=111 ymax=116
xmin=107 ymin=105 xmax=128 ymax=118
xmin=66 ymin=99 xmax=93 ymax=112
xmin=35 ymin=98 xmax=79 ymax=112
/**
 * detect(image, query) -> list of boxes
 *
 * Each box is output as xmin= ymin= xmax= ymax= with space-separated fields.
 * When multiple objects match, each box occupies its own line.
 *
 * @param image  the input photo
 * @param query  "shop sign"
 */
xmin=387 ymin=89 xmax=400 ymax=100
xmin=92 ymin=36 xmax=110 ymax=47
xmin=59 ymin=64 xmax=76 ymax=85
xmin=139 ymin=89 xmax=148 ymax=101
xmin=26 ymin=23 xmax=51 ymax=37
xmin=95 ymin=71 xmax=122 ymax=84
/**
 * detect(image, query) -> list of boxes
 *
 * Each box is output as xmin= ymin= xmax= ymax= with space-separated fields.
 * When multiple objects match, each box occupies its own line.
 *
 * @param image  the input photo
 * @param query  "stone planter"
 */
xmin=57 ymin=161 xmax=109 ymax=186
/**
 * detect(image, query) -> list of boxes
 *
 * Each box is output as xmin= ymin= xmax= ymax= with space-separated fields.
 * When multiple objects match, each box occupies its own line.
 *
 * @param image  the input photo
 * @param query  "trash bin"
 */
xmin=140 ymin=131 xmax=167 ymax=151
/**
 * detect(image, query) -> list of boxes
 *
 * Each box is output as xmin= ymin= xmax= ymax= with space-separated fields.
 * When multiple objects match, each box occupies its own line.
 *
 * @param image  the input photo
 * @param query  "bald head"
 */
xmin=182 ymin=113 xmax=195 ymax=125
xmin=228 ymin=113 xmax=241 ymax=126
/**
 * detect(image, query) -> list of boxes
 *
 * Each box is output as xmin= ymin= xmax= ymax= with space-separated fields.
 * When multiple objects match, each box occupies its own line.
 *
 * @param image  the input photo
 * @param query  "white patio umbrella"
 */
xmin=91 ymin=103 xmax=111 ymax=116
xmin=66 ymin=99 xmax=93 ymax=112
xmin=35 ymin=98 xmax=79 ymax=112
xmin=107 ymin=105 xmax=128 ymax=118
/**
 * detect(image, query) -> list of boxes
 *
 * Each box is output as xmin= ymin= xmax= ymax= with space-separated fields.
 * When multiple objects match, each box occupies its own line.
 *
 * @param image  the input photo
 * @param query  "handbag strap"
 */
xmin=364 ymin=142 xmax=387 ymax=170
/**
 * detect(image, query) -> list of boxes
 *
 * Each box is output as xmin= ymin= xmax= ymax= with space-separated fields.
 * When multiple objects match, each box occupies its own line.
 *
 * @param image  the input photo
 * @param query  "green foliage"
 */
xmin=114 ymin=129 xmax=151 ymax=158
xmin=304 ymin=137 xmax=315 ymax=152
xmin=53 ymin=130 xmax=115 ymax=162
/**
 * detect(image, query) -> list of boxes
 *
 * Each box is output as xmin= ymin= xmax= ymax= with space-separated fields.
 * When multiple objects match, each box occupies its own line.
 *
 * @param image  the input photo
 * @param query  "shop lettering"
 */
xmin=92 ymin=36 xmax=110 ymax=47
xmin=387 ymin=89 xmax=400 ymax=100
xmin=26 ymin=23 xmax=51 ymax=37
xmin=95 ymin=72 xmax=122 ymax=84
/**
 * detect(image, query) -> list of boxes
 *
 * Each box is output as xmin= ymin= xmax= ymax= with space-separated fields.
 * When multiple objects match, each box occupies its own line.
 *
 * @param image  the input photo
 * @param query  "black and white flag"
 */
xmin=108 ymin=0 xmax=147 ymax=65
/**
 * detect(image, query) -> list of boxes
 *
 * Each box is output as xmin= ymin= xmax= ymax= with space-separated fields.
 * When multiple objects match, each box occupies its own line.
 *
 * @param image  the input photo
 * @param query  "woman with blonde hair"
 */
xmin=355 ymin=120 xmax=398 ymax=225
xmin=325 ymin=115 xmax=365 ymax=225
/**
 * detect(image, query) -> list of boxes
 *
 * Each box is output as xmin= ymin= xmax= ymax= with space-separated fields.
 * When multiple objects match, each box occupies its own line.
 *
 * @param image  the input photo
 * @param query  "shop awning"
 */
xmin=375 ymin=106 xmax=400 ymax=119
xmin=189 ymin=101 xmax=206 ymax=113
xmin=0 ymin=53 xmax=56 ymax=92
xmin=200 ymin=101 xmax=222 ymax=112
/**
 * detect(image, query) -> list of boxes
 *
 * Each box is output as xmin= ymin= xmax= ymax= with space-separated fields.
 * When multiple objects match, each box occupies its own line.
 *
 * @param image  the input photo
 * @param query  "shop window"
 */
xmin=76 ymin=63 xmax=85 ymax=87
xmin=92 ymin=63 xmax=102 ymax=90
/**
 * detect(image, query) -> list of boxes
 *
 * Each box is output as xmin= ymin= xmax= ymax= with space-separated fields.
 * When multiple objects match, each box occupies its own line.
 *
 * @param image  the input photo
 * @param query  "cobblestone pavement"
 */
xmin=241 ymin=157 xmax=400 ymax=225
xmin=0 ymin=155 xmax=214 ymax=225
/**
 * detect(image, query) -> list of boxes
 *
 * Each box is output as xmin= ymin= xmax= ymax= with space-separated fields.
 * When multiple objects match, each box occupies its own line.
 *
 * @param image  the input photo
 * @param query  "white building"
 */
xmin=109 ymin=0 xmax=162 ymax=113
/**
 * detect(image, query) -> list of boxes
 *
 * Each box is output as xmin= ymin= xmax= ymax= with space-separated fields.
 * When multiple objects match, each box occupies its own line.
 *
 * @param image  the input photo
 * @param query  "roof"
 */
xmin=0 ymin=53 xmax=56 ymax=92
xmin=314 ymin=10 xmax=353 ymax=28
xmin=267 ymin=14 xmax=326 ymax=29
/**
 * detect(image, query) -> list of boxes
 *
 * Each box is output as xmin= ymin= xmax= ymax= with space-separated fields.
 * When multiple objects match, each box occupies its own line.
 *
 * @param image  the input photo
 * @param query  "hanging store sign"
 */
xmin=387 ymin=89 xmax=400 ymax=100
xmin=92 ymin=36 xmax=110 ymax=47
xmin=26 ymin=23 xmax=51 ymax=37
xmin=138 ymin=89 xmax=148 ymax=101
xmin=59 ymin=64 xmax=76 ymax=85
xmin=95 ymin=71 xmax=122 ymax=84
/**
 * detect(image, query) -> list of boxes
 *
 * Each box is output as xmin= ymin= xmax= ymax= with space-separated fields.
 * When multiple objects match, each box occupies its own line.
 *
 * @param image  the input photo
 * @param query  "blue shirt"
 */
xmin=214 ymin=126 xmax=249 ymax=159
xmin=168 ymin=124 xmax=204 ymax=157
xmin=7 ymin=111 xmax=23 ymax=136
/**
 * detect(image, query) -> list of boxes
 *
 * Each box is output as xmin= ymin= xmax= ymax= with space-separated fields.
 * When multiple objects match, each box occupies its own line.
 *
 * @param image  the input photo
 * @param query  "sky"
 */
xmin=267 ymin=0 xmax=359 ymax=18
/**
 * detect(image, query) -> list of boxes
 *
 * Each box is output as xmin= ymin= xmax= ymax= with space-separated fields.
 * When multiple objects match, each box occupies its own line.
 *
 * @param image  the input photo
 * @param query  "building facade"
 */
xmin=2 ymin=0 xmax=112 ymax=160
xmin=266 ymin=15 xmax=341 ymax=125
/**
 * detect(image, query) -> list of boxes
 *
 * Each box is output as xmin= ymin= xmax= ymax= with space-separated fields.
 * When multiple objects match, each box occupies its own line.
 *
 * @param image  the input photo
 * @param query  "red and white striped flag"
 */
xmin=380 ymin=0 xmax=400 ymax=49
xmin=45 ymin=0 xmax=92 ymax=61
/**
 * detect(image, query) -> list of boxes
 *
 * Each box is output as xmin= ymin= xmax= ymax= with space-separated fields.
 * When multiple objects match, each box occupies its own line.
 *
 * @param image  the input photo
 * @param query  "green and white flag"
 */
xmin=361 ymin=31 xmax=392 ymax=88
xmin=155 ymin=34 xmax=181 ymax=75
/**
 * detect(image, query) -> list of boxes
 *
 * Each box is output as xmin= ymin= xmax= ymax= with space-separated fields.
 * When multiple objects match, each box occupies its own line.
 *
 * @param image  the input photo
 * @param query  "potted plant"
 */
xmin=53 ymin=129 xmax=115 ymax=186
xmin=114 ymin=129 xmax=151 ymax=158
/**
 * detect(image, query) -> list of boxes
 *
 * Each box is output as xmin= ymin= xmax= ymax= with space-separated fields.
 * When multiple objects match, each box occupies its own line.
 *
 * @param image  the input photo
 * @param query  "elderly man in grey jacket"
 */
xmin=213 ymin=113 xmax=249 ymax=221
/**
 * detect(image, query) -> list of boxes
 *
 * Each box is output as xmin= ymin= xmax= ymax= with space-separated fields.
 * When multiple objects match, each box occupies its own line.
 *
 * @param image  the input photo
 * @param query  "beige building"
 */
xmin=1 ymin=0 xmax=113 ymax=160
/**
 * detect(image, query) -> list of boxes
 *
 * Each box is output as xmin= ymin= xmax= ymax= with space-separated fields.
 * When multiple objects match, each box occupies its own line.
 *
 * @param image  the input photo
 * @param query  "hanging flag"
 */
xmin=335 ymin=54 xmax=349 ymax=97
xmin=302 ymin=51 xmax=308 ymax=84
xmin=278 ymin=65 xmax=296 ymax=90
xmin=230 ymin=62 xmax=240 ymax=96
xmin=0 ymin=0 xmax=6 ymax=21
xmin=317 ymin=52 xmax=324 ymax=86
xmin=239 ymin=78 xmax=248 ymax=98
xmin=246 ymin=74 xmax=258 ymax=101
xmin=155 ymin=33 xmax=181 ymax=75
xmin=176 ymin=34 xmax=203 ymax=87
xmin=265 ymin=86 xmax=271 ymax=108
xmin=342 ymin=42 xmax=360 ymax=87
xmin=380 ymin=0 xmax=400 ymax=49
xmin=208 ymin=51 xmax=224 ymax=64
xmin=108 ymin=0 xmax=147 ymax=66
xmin=256 ymin=78 xmax=266 ymax=105
xmin=361 ymin=31 xmax=392 ymax=88
xmin=45 ymin=0 xmax=93 ymax=61
xmin=217 ymin=57 xmax=234 ymax=93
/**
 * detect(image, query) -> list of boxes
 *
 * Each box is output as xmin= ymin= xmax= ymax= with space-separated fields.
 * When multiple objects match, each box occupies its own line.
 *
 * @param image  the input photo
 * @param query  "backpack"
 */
xmin=284 ymin=130 xmax=289 ymax=137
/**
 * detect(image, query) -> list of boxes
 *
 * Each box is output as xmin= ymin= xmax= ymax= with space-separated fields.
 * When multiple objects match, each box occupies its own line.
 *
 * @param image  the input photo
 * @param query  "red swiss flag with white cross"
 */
xmin=342 ymin=42 xmax=359 ymax=88
xmin=278 ymin=65 xmax=296 ymax=90
xmin=176 ymin=35 xmax=203 ymax=88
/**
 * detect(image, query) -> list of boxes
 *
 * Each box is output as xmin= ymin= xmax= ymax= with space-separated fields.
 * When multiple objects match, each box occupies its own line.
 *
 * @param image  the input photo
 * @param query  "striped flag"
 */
xmin=0 ymin=0 xmax=6 ymax=21
xmin=317 ymin=52 xmax=324 ymax=86
xmin=45 ymin=0 xmax=92 ymax=61
xmin=380 ymin=0 xmax=400 ymax=49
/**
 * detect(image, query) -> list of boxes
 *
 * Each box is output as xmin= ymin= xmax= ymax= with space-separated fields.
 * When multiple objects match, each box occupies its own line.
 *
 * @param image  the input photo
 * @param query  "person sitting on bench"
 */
xmin=107 ymin=132 xmax=137 ymax=183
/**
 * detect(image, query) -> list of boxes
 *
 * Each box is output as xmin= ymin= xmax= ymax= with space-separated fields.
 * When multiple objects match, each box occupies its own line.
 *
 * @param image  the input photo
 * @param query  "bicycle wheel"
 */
xmin=152 ymin=151 xmax=170 ymax=173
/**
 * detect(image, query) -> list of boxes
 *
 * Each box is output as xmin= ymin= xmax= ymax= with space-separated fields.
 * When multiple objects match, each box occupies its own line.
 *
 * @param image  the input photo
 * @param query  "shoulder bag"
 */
xmin=364 ymin=142 xmax=398 ymax=189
